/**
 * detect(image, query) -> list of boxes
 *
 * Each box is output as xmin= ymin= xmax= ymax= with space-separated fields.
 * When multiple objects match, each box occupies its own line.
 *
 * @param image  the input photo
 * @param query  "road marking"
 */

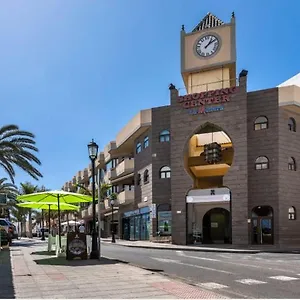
xmin=181 ymin=253 xmax=296 ymax=274
xmin=198 ymin=282 xmax=228 ymax=290
xmin=269 ymin=276 xmax=299 ymax=281
xmin=150 ymin=257 xmax=233 ymax=274
xmin=176 ymin=251 xmax=184 ymax=256
xmin=176 ymin=252 xmax=221 ymax=262
xmin=236 ymin=279 xmax=267 ymax=285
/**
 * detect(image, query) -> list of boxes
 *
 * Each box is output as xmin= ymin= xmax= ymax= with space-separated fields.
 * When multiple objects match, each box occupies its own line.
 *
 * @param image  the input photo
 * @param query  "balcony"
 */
xmin=118 ymin=190 xmax=134 ymax=205
xmin=104 ymin=141 xmax=117 ymax=162
xmin=96 ymin=152 xmax=105 ymax=169
xmin=103 ymin=168 xmax=116 ymax=183
xmin=115 ymin=158 xmax=134 ymax=178
xmin=88 ymin=163 xmax=92 ymax=178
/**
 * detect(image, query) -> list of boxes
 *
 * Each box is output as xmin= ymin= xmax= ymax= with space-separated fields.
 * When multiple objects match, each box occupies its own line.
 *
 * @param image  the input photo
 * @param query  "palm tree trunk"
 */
xmin=28 ymin=209 xmax=32 ymax=238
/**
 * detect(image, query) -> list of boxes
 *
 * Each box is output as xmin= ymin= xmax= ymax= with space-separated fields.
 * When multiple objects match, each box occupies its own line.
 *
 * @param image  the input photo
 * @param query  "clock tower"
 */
xmin=181 ymin=12 xmax=236 ymax=94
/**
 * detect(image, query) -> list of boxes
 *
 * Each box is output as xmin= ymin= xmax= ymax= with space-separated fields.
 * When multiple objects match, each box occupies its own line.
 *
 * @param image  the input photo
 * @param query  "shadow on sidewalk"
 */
xmin=34 ymin=256 xmax=127 ymax=266
xmin=0 ymin=249 xmax=15 ymax=299
xmin=31 ymin=250 xmax=55 ymax=256
xmin=11 ymin=239 xmax=44 ymax=248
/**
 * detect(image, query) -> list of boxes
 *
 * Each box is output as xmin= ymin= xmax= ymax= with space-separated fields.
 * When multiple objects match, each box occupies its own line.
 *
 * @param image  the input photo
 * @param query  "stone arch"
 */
xmin=183 ymin=122 xmax=234 ymax=190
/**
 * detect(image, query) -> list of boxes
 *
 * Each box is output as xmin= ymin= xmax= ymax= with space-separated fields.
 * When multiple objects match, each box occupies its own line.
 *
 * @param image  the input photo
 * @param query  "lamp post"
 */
xmin=110 ymin=195 xmax=116 ymax=243
xmin=88 ymin=139 xmax=99 ymax=259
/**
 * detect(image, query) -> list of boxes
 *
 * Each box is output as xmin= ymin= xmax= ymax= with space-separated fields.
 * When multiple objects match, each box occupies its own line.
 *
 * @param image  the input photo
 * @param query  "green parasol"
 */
xmin=17 ymin=201 xmax=79 ymax=234
xmin=17 ymin=190 xmax=92 ymax=249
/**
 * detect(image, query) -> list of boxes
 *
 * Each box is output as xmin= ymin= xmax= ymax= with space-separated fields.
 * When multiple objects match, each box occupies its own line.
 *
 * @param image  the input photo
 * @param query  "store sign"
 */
xmin=158 ymin=211 xmax=172 ymax=235
xmin=66 ymin=233 xmax=87 ymax=260
xmin=177 ymin=86 xmax=238 ymax=115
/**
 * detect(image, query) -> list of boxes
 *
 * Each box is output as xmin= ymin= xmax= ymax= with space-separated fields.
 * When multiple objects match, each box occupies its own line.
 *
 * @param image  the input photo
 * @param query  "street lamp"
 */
xmin=88 ymin=139 xmax=99 ymax=259
xmin=110 ymin=194 xmax=116 ymax=243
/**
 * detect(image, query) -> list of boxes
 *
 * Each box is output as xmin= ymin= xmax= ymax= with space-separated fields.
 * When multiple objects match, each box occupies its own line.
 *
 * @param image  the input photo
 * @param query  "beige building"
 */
xmin=62 ymin=12 xmax=300 ymax=247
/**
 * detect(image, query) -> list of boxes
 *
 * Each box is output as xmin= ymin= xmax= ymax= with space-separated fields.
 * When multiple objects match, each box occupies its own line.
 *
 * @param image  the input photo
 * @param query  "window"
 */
xmin=159 ymin=130 xmax=170 ymax=142
xmin=254 ymin=116 xmax=268 ymax=130
xmin=123 ymin=184 xmax=134 ymax=191
xmin=136 ymin=142 xmax=142 ymax=154
xmin=144 ymin=136 xmax=149 ymax=149
xmin=136 ymin=173 xmax=141 ymax=185
xmin=288 ymin=157 xmax=296 ymax=171
xmin=289 ymin=206 xmax=296 ymax=220
xmin=160 ymin=166 xmax=171 ymax=178
xmin=255 ymin=156 xmax=269 ymax=170
xmin=105 ymin=158 xmax=118 ymax=171
xmin=288 ymin=118 xmax=296 ymax=132
xmin=144 ymin=169 xmax=149 ymax=183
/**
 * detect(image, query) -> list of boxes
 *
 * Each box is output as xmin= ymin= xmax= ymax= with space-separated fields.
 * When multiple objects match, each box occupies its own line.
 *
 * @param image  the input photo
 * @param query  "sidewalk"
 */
xmin=101 ymin=238 xmax=300 ymax=254
xmin=1 ymin=240 xmax=229 ymax=299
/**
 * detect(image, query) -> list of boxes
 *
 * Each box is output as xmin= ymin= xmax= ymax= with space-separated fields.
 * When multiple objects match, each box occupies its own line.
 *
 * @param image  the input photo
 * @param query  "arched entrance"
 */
xmin=251 ymin=206 xmax=273 ymax=245
xmin=202 ymin=208 xmax=230 ymax=244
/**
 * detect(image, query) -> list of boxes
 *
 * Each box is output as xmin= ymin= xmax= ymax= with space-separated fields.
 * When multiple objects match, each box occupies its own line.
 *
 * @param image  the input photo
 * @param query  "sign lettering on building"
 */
xmin=177 ymin=86 xmax=238 ymax=115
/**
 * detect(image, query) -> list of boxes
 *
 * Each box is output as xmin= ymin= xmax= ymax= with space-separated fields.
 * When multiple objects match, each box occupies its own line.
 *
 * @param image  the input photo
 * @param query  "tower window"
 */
xmin=255 ymin=156 xmax=269 ymax=170
xmin=288 ymin=157 xmax=296 ymax=171
xmin=136 ymin=174 xmax=141 ymax=185
xmin=136 ymin=142 xmax=142 ymax=154
xmin=254 ymin=116 xmax=268 ymax=130
xmin=159 ymin=166 xmax=171 ymax=178
xmin=159 ymin=130 xmax=170 ymax=142
xmin=289 ymin=207 xmax=296 ymax=220
xmin=143 ymin=169 xmax=149 ymax=183
xmin=143 ymin=136 xmax=149 ymax=149
xmin=288 ymin=118 xmax=296 ymax=132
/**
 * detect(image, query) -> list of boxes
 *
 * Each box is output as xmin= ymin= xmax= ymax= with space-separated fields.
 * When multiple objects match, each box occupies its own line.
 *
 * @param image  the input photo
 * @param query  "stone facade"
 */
xmin=170 ymin=74 xmax=249 ymax=245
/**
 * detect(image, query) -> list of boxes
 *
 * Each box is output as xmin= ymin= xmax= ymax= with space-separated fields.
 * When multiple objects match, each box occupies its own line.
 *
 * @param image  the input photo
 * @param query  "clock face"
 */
xmin=195 ymin=34 xmax=220 ymax=58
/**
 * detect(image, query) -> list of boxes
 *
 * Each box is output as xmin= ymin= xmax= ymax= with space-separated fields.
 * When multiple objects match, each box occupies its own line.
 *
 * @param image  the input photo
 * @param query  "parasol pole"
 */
xmin=57 ymin=194 xmax=62 ymax=249
xmin=48 ymin=205 xmax=51 ymax=233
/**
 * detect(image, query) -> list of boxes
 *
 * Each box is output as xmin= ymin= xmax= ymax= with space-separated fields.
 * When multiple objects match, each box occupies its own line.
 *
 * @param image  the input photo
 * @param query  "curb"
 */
xmin=101 ymin=241 xmax=300 ymax=254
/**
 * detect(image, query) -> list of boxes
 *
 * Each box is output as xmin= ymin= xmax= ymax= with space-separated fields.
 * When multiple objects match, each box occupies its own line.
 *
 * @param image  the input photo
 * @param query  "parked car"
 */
xmin=6 ymin=221 xmax=18 ymax=239
xmin=0 ymin=226 xmax=9 ymax=246
xmin=0 ymin=219 xmax=12 ymax=245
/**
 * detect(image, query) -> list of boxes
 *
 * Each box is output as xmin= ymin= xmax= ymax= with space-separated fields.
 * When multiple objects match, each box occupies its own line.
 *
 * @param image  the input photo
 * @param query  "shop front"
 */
xmin=122 ymin=207 xmax=150 ymax=241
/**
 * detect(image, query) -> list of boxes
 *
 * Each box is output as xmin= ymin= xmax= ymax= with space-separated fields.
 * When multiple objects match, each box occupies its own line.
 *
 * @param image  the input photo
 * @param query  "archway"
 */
xmin=251 ymin=206 xmax=273 ymax=245
xmin=183 ymin=122 xmax=234 ymax=189
xmin=184 ymin=122 xmax=234 ymax=245
xmin=202 ymin=208 xmax=230 ymax=244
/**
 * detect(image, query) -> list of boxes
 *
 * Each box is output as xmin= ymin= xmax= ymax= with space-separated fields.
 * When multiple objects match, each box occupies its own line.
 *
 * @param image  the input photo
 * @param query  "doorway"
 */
xmin=251 ymin=206 xmax=273 ymax=245
xmin=202 ymin=208 xmax=230 ymax=244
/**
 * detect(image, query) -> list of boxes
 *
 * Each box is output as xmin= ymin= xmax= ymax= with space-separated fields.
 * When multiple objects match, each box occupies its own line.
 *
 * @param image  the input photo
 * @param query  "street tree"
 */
xmin=0 ymin=124 xmax=42 ymax=183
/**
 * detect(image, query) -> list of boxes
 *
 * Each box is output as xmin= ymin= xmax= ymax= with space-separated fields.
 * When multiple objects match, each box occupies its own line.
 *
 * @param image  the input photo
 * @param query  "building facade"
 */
xmin=62 ymin=12 xmax=300 ymax=247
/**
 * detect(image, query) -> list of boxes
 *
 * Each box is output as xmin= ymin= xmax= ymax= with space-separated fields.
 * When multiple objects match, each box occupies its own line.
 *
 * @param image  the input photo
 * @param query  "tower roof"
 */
xmin=192 ymin=12 xmax=225 ymax=32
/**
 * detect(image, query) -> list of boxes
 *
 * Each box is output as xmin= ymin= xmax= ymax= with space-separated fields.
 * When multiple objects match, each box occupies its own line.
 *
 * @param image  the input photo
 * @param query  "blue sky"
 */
xmin=0 ymin=0 xmax=299 ymax=190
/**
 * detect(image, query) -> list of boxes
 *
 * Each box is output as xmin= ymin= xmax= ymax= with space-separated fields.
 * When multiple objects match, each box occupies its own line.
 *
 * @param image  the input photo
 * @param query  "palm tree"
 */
xmin=0 ymin=177 xmax=18 ymax=219
xmin=19 ymin=182 xmax=38 ymax=238
xmin=0 ymin=124 xmax=43 ymax=183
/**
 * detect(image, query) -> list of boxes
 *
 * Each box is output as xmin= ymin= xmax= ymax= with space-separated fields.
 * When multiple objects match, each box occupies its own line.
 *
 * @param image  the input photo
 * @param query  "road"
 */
xmin=101 ymin=243 xmax=300 ymax=299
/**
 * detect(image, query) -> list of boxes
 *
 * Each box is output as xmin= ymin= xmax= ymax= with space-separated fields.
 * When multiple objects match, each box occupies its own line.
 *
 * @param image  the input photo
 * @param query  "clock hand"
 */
xmin=205 ymin=38 xmax=216 ymax=49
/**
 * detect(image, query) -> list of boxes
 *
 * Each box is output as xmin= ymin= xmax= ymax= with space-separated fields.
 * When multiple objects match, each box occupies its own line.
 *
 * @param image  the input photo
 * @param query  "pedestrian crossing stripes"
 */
xmin=269 ymin=276 xmax=299 ymax=281
xmin=198 ymin=283 xmax=228 ymax=290
xmin=198 ymin=274 xmax=300 ymax=290
xmin=235 ymin=279 xmax=267 ymax=285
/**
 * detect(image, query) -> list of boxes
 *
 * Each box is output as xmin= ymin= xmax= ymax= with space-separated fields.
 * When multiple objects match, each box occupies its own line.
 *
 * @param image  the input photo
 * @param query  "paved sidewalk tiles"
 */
xmin=0 ymin=241 xmax=229 ymax=299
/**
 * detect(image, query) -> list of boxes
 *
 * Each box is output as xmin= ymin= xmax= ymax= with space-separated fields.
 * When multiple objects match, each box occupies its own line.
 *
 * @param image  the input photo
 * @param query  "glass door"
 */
xmin=252 ymin=217 xmax=273 ymax=244
xmin=260 ymin=218 xmax=273 ymax=244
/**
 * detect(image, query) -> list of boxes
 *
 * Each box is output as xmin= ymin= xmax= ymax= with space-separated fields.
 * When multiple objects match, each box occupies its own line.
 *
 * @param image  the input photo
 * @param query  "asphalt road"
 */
xmin=101 ymin=243 xmax=300 ymax=299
